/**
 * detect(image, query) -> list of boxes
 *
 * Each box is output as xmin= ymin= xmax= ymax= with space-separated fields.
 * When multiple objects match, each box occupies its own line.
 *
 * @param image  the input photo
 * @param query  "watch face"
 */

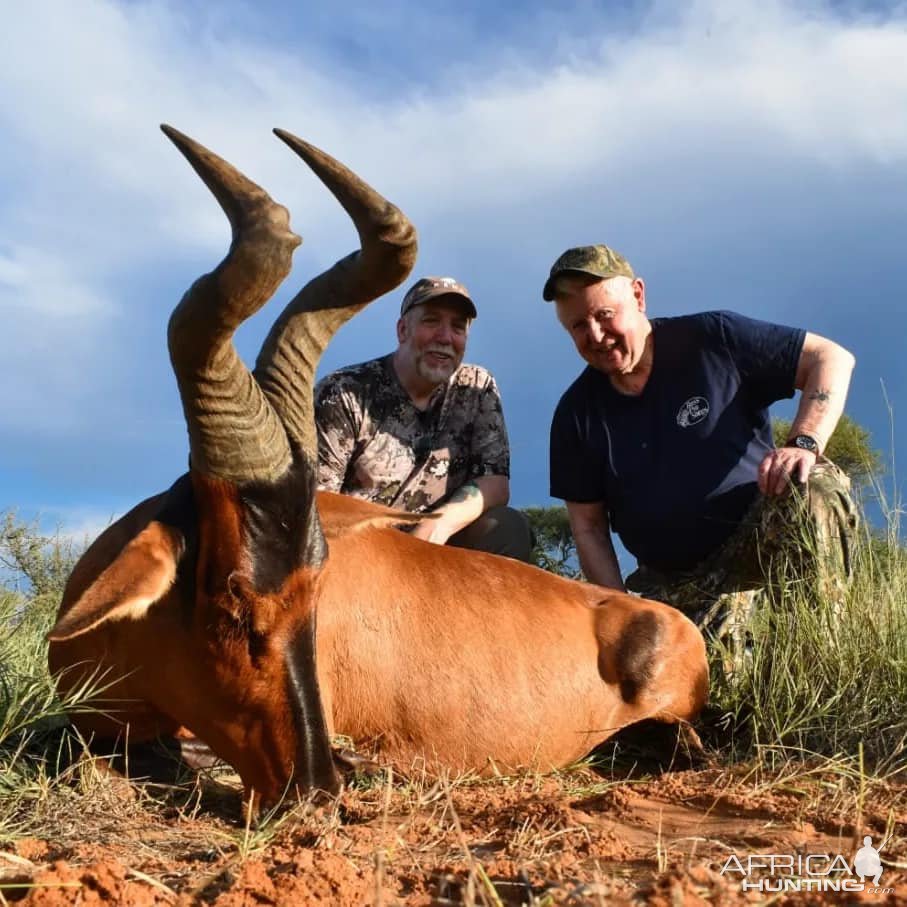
xmin=793 ymin=435 xmax=818 ymax=452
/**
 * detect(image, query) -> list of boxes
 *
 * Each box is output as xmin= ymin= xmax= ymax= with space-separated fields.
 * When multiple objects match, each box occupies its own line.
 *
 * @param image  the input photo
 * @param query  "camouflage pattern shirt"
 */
xmin=315 ymin=354 xmax=511 ymax=513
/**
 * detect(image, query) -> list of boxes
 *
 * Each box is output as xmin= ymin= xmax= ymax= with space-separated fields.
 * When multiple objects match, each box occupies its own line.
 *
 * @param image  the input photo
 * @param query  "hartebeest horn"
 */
xmin=162 ymin=124 xmax=297 ymax=484
xmin=254 ymin=130 xmax=418 ymax=458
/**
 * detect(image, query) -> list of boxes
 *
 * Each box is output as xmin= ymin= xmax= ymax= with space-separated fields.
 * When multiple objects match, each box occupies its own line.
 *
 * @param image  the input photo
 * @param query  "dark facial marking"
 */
xmin=616 ymin=610 xmax=661 ymax=703
xmin=286 ymin=615 xmax=339 ymax=793
xmin=238 ymin=449 xmax=327 ymax=594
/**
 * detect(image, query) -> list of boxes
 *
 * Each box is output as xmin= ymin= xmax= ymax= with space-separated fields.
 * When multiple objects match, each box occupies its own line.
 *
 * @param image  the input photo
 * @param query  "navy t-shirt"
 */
xmin=549 ymin=311 xmax=806 ymax=571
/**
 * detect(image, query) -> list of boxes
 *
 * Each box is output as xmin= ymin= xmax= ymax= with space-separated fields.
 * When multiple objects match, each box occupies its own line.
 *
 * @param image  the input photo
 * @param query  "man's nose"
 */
xmin=435 ymin=322 xmax=454 ymax=344
xmin=587 ymin=319 xmax=605 ymax=343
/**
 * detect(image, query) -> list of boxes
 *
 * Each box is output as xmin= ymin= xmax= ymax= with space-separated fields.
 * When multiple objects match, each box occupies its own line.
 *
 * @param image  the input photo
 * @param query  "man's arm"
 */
xmin=758 ymin=332 xmax=856 ymax=496
xmin=565 ymin=500 xmax=625 ymax=591
xmin=409 ymin=475 xmax=509 ymax=544
xmin=410 ymin=367 xmax=511 ymax=544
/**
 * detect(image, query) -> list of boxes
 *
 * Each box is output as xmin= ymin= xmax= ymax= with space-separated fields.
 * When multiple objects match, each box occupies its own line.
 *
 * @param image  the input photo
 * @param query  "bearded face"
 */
xmin=397 ymin=300 xmax=470 ymax=386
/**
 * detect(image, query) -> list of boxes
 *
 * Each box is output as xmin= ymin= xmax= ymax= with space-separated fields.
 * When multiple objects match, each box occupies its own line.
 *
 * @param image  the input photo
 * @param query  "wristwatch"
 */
xmin=785 ymin=434 xmax=820 ymax=455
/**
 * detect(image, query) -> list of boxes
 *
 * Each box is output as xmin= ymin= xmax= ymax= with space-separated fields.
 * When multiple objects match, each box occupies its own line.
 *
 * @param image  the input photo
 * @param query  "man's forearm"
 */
xmin=791 ymin=342 xmax=855 ymax=452
xmin=574 ymin=528 xmax=626 ymax=591
xmin=421 ymin=475 xmax=509 ymax=542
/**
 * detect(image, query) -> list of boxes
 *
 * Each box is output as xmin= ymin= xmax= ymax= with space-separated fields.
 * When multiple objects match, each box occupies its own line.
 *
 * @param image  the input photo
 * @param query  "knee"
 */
xmin=449 ymin=506 xmax=533 ymax=562
xmin=482 ymin=506 xmax=533 ymax=562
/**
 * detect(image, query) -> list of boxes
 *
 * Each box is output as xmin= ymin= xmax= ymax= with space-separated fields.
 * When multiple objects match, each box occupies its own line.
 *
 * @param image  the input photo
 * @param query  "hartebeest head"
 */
xmin=47 ymin=126 xmax=418 ymax=802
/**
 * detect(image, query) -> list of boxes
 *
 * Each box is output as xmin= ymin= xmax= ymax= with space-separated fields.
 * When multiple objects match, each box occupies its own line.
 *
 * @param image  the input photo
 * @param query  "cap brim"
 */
xmin=403 ymin=288 xmax=477 ymax=319
xmin=542 ymin=267 xmax=601 ymax=301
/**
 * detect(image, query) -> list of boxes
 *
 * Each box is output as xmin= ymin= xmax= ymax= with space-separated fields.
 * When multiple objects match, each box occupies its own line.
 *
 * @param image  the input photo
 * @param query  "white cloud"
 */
xmin=0 ymin=0 xmax=905 ymax=449
xmin=0 ymin=245 xmax=111 ymax=317
xmin=0 ymin=243 xmax=119 ymax=431
xmin=4 ymin=1 xmax=906 ymax=244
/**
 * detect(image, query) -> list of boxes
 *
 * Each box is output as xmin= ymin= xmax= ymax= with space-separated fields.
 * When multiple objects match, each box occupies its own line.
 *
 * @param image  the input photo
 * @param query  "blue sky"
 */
xmin=1 ymin=0 xmax=905 ymax=558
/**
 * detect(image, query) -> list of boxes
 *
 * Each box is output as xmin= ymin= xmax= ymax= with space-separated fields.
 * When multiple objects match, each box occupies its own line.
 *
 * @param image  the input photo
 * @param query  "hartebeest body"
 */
xmin=48 ymin=127 xmax=708 ymax=805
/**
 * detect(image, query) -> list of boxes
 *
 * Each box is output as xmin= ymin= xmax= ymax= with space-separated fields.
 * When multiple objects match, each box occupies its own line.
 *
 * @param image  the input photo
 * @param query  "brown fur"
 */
xmin=49 ymin=491 xmax=708 ymax=802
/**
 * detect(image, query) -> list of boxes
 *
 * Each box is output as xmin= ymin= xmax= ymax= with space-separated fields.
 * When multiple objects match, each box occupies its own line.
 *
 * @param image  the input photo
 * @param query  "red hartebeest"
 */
xmin=48 ymin=127 xmax=708 ymax=806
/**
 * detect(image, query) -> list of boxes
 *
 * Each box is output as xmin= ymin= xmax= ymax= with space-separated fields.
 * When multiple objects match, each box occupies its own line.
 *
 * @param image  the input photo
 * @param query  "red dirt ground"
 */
xmin=4 ymin=760 xmax=907 ymax=906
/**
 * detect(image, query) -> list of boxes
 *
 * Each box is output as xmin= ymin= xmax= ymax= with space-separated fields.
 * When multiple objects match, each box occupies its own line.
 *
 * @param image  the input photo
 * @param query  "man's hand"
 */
xmin=409 ymin=516 xmax=454 ymax=545
xmin=758 ymin=447 xmax=817 ymax=496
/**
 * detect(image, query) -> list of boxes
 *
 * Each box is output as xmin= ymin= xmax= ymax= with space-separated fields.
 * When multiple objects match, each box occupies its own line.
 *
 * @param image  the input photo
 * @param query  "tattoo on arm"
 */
xmin=808 ymin=388 xmax=832 ymax=409
xmin=449 ymin=482 xmax=481 ymax=503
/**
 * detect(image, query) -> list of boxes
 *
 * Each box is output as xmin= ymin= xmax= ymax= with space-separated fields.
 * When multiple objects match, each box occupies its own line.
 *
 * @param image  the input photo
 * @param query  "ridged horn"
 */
xmin=253 ymin=130 xmax=418 ymax=458
xmin=162 ymin=124 xmax=298 ymax=484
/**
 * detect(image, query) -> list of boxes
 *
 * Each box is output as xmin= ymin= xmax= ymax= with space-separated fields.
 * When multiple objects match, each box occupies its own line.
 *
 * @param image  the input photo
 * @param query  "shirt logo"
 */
xmin=677 ymin=396 xmax=710 ymax=428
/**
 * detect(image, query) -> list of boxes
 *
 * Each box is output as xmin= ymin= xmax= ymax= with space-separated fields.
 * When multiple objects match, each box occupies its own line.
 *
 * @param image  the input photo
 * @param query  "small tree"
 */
xmin=523 ymin=505 xmax=580 ymax=578
xmin=0 ymin=511 xmax=86 ymax=628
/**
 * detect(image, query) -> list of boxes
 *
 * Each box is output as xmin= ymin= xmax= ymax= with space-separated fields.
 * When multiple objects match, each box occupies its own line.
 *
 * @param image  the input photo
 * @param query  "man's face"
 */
xmin=554 ymin=276 xmax=648 ymax=375
xmin=396 ymin=299 xmax=470 ymax=386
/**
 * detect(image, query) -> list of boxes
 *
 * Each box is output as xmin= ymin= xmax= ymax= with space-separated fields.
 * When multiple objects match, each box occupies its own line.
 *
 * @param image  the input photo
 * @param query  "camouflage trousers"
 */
xmin=625 ymin=458 xmax=859 ymax=641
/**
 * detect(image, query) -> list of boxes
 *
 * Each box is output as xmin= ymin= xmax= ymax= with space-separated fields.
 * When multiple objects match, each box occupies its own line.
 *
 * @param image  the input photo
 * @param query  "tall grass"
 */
xmin=0 ymin=513 xmax=104 ymax=840
xmin=0 ymin=544 xmax=69 ymax=752
xmin=710 ymin=493 xmax=907 ymax=771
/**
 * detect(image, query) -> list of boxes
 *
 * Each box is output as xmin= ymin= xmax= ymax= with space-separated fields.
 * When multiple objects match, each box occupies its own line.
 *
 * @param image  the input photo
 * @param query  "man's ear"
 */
xmin=632 ymin=277 xmax=646 ymax=313
xmin=47 ymin=521 xmax=185 ymax=642
xmin=396 ymin=315 xmax=408 ymax=344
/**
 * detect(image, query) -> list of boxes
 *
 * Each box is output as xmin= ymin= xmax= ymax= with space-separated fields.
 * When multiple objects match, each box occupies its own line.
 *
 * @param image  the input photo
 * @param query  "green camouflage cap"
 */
xmin=542 ymin=245 xmax=635 ymax=301
xmin=400 ymin=276 xmax=477 ymax=318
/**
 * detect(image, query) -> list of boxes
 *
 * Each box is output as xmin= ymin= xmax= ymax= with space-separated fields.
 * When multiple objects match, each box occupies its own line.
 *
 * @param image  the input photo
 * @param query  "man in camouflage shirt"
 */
xmin=315 ymin=276 xmax=532 ymax=561
xmin=544 ymin=245 xmax=858 ymax=636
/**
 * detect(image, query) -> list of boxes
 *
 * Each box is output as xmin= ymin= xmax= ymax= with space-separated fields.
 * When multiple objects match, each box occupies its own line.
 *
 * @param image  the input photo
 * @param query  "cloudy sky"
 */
xmin=1 ymin=0 xmax=905 ymax=555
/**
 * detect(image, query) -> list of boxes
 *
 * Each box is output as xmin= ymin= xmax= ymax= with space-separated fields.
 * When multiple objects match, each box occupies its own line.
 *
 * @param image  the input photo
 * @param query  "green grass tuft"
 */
xmin=709 ymin=498 xmax=907 ymax=771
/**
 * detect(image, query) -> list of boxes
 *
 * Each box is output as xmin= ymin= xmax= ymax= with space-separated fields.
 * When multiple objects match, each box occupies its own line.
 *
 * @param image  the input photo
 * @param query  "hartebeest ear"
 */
xmin=318 ymin=491 xmax=432 ymax=540
xmin=47 ymin=521 xmax=185 ymax=642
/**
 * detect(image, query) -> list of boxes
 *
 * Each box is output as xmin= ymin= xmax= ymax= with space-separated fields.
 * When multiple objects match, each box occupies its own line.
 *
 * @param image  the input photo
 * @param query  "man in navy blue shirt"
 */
xmin=545 ymin=245 xmax=858 ymax=630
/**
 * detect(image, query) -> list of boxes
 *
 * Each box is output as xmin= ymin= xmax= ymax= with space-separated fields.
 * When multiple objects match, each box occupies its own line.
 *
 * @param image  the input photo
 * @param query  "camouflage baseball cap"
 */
xmin=542 ymin=245 xmax=635 ymax=301
xmin=400 ymin=276 xmax=477 ymax=318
